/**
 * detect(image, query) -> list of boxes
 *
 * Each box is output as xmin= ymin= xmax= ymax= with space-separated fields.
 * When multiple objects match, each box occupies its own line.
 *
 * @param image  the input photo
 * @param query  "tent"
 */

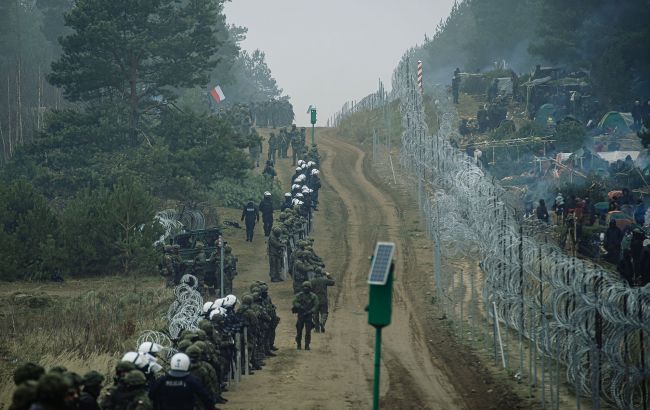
xmin=597 ymin=111 xmax=633 ymax=135
xmin=534 ymin=103 xmax=557 ymax=127
xmin=596 ymin=151 xmax=640 ymax=164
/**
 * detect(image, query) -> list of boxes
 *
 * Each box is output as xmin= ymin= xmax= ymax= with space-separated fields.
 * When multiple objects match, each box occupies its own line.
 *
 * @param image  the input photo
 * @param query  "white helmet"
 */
xmin=293 ymin=178 xmax=302 ymax=184
xmin=169 ymin=353 xmax=191 ymax=377
xmin=209 ymin=307 xmax=227 ymax=320
xmin=297 ymin=174 xmax=306 ymax=182
xmin=301 ymin=163 xmax=308 ymax=169
xmin=307 ymin=161 xmax=315 ymax=167
xmin=291 ymin=184 xmax=300 ymax=190
xmin=311 ymin=169 xmax=320 ymax=175
xmin=121 ymin=352 xmax=149 ymax=369
xmin=214 ymin=298 xmax=225 ymax=308
xmin=301 ymin=187 xmax=310 ymax=193
xmin=264 ymin=191 xmax=271 ymax=197
xmin=295 ymin=167 xmax=302 ymax=172
xmin=295 ymin=193 xmax=304 ymax=198
xmin=297 ymin=160 xmax=305 ymax=166
xmin=292 ymin=199 xmax=300 ymax=206
xmin=284 ymin=192 xmax=292 ymax=197
xmin=138 ymin=342 xmax=162 ymax=356
xmin=297 ymin=200 xmax=304 ymax=206
xmin=203 ymin=301 xmax=216 ymax=314
xmin=223 ymin=294 xmax=237 ymax=308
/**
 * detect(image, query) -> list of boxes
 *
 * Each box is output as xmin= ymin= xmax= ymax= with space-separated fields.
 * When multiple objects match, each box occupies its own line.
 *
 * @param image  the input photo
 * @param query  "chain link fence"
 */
xmin=359 ymin=54 xmax=650 ymax=409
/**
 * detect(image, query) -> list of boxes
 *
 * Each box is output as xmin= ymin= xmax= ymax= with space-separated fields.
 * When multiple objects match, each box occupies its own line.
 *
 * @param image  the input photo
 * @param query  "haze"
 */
xmin=225 ymin=0 xmax=456 ymax=126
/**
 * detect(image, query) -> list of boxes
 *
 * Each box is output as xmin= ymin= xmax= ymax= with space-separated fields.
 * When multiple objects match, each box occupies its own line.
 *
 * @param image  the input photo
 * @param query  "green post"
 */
xmin=373 ymin=327 xmax=382 ymax=410
xmin=310 ymin=107 xmax=317 ymax=145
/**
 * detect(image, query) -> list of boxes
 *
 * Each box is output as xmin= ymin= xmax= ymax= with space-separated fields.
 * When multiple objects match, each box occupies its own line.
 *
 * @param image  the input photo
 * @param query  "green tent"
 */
xmin=598 ymin=111 xmax=633 ymax=135
xmin=534 ymin=104 xmax=557 ymax=127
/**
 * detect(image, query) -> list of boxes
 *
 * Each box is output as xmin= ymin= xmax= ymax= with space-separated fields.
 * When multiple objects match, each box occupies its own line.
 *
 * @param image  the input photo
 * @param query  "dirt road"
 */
xmin=222 ymin=130 xmax=468 ymax=409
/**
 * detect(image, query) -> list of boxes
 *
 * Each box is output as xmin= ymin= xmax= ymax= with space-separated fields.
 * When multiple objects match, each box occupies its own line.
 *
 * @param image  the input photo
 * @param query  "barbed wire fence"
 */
xmin=344 ymin=53 xmax=650 ymax=409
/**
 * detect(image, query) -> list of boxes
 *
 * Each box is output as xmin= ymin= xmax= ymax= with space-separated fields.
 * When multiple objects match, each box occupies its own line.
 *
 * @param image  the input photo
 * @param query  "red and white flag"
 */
xmin=210 ymin=85 xmax=226 ymax=103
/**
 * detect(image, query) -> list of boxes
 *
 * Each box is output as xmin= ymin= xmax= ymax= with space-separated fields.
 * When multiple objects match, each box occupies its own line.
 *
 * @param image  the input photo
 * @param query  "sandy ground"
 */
xmin=220 ymin=129 xmax=528 ymax=410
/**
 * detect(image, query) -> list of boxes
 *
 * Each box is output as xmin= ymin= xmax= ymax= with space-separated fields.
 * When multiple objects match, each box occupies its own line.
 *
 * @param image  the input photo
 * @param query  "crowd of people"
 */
xmin=8 ymin=138 xmax=333 ymax=410
xmin=532 ymin=189 xmax=650 ymax=287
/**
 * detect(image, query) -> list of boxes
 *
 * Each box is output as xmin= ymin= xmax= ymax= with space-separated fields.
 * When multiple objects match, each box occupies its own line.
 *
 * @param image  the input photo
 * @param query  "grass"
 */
xmin=0 ymin=275 xmax=171 ymax=404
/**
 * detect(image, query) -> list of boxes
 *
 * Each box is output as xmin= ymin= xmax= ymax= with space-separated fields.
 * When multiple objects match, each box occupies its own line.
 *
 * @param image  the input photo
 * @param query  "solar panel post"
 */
xmin=367 ymin=242 xmax=395 ymax=410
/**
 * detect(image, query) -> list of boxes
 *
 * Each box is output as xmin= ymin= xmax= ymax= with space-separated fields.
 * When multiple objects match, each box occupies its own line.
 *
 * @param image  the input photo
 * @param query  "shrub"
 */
xmin=209 ymin=175 xmax=284 ymax=209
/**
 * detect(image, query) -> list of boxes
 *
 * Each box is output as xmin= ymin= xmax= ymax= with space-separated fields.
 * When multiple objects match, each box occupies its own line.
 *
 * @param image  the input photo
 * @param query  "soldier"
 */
xmin=258 ymin=283 xmax=280 ymax=353
xmin=119 ymin=371 xmax=152 ymax=410
xmin=237 ymin=295 xmax=262 ymax=371
xmin=223 ymin=245 xmax=237 ymax=294
xmin=171 ymin=244 xmax=184 ymax=285
xmin=186 ymin=345 xmax=221 ymax=407
xmin=292 ymin=281 xmax=319 ymax=350
xmin=290 ymin=126 xmax=300 ymax=165
xmin=267 ymin=132 xmax=277 ymax=162
xmin=311 ymin=271 xmax=335 ymax=333
xmin=251 ymin=289 xmax=272 ymax=364
xmin=193 ymin=242 xmax=207 ymax=294
xmin=248 ymin=127 xmax=263 ymax=167
xmin=267 ymin=226 xmax=284 ymax=282
xmin=279 ymin=128 xmax=289 ymax=158
xmin=10 ymin=362 xmax=44 ymax=410
xmin=78 ymin=370 xmax=104 ymax=410
xmin=29 ymin=373 xmax=69 ymax=410
xmin=292 ymin=249 xmax=314 ymax=294
xmin=259 ymin=191 xmax=274 ymax=239
xmin=160 ymin=245 xmax=175 ymax=287
xmin=241 ymin=198 xmax=259 ymax=242
xmin=262 ymin=160 xmax=277 ymax=180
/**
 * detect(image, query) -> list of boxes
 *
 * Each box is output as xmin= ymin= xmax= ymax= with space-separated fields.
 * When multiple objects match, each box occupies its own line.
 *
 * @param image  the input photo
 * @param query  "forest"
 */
xmin=411 ymin=0 xmax=650 ymax=109
xmin=0 ymin=0 xmax=293 ymax=280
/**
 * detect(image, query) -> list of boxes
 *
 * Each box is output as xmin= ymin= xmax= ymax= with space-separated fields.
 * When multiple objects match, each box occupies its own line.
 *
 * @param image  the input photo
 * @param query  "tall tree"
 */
xmin=48 ymin=0 xmax=224 ymax=142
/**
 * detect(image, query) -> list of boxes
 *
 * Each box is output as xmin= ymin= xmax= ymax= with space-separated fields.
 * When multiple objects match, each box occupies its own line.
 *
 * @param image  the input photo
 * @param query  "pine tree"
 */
xmin=48 ymin=0 xmax=224 ymax=142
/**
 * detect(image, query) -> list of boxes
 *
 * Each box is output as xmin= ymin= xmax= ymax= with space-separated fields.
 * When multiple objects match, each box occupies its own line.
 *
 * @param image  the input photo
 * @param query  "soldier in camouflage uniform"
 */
xmin=267 ymin=226 xmax=284 ymax=282
xmin=292 ymin=249 xmax=317 ymax=294
xmin=278 ymin=128 xmax=288 ymax=159
xmin=251 ymin=289 xmax=272 ymax=365
xmin=248 ymin=127 xmax=263 ymax=167
xmin=267 ymin=132 xmax=277 ymax=162
xmin=223 ymin=244 xmax=238 ymax=294
xmin=99 ymin=364 xmax=143 ymax=410
xmin=171 ymin=244 xmax=183 ymax=285
xmin=78 ymin=370 xmax=104 ymax=410
xmin=209 ymin=309 xmax=236 ymax=386
xmin=158 ymin=245 xmax=174 ymax=287
xmin=292 ymin=281 xmax=319 ymax=350
xmin=186 ymin=344 xmax=222 ymax=406
xmin=207 ymin=239 xmax=223 ymax=295
xmin=258 ymin=282 xmax=280 ymax=353
xmin=290 ymin=125 xmax=300 ymax=165
xmin=238 ymin=295 xmax=262 ymax=371
xmin=311 ymin=271 xmax=336 ymax=333
xmin=120 ymin=371 xmax=152 ymax=410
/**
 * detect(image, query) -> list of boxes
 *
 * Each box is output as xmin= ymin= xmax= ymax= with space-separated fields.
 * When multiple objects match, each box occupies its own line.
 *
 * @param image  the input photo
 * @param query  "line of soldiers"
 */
xmin=9 ymin=284 xmax=282 ymax=410
xmin=267 ymin=124 xmax=307 ymax=166
xmin=159 ymin=240 xmax=238 ymax=297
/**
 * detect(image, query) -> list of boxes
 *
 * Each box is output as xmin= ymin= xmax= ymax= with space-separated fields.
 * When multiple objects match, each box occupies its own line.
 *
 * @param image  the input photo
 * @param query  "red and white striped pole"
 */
xmin=417 ymin=60 xmax=423 ymax=93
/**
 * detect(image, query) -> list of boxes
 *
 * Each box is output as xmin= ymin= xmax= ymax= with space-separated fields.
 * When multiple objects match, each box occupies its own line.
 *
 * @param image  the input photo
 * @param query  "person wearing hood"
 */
xmin=604 ymin=219 xmax=624 ymax=264
xmin=241 ymin=199 xmax=259 ymax=242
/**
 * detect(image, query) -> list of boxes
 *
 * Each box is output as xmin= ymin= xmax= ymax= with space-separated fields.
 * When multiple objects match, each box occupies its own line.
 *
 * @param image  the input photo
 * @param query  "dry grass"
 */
xmin=0 ymin=276 xmax=171 ymax=407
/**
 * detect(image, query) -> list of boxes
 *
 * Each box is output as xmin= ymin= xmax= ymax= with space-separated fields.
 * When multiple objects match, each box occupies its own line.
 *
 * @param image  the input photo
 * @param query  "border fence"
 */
xmin=364 ymin=55 xmax=650 ymax=409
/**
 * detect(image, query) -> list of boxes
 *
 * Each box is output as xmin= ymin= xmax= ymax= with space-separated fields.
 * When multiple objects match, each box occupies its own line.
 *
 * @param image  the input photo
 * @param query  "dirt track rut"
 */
xmin=222 ymin=130 xmax=462 ymax=409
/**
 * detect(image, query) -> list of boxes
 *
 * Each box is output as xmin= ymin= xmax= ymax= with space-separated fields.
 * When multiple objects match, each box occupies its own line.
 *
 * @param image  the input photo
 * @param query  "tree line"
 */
xmin=0 ymin=0 xmax=292 ymax=281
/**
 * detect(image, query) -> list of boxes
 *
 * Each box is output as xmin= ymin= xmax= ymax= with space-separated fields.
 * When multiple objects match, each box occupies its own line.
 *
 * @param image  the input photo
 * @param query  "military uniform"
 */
xmin=311 ymin=273 xmax=335 ymax=332
xmin=237 ymin=296 xmax=261 ymax=371
xmin=267 ymin=133 xmax=277 ymax=162
xmin=267 ymin=227 xmax=284 ymax=282
xmin=192 ymin=243 xmax=207 ymax=295
xmin=248 ymin=128 xmax=263 ymax=167
xmin=292 ymin=282 xmax=319 ymax=350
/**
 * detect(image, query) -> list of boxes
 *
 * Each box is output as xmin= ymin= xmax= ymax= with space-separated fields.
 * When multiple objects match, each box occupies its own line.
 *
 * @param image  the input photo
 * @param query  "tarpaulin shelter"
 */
xmin=597 ymin=112 xmax=633 ymax=135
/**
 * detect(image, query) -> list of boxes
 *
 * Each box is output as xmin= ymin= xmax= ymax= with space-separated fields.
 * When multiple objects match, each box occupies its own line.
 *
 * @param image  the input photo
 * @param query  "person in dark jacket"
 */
xmin=604 ymin=220 xmax=624 ymax=264
xmin=149 ymin=353 xmax=216 ymax=410
xmin=258 ymin=192 xmax=274 ymax=239
xmin=280 ymin=193 xmax=293 ymax=211
xmin=241 ymin=199 xmax=259 ymax=242
xmin=637 ymin=239 xmax=650 ymax=286
xmin=78 ymin=371 xmax=104 ymax=410
xmin=536 ymin=199 xmax=549 ymax=223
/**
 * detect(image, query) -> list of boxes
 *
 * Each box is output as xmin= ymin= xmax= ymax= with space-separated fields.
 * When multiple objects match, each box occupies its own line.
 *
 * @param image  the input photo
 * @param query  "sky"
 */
xmin=225 ymin=0 xmax=456 ymax=126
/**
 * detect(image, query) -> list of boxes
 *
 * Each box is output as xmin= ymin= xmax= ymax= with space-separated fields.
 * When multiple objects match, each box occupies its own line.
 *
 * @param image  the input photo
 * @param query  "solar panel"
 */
xmin=368 ymin=242 xmax=395 ymax=285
